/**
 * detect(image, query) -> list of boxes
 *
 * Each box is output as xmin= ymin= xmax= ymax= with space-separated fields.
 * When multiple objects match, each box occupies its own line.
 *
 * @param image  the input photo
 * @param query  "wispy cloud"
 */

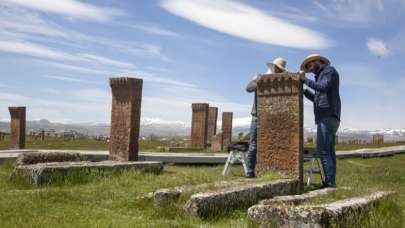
xmin=0 ymin=40 xmax=136 ymax=69
xmin=312 ymin=0 xmax=388 ymax=25
xmin=0 ymin=5 xmax=171 ymax=64
xmin=120 ymin=70 xmax=196 ymax=88
xmin=131 ymin=24 xmax=180 ymax=37
xmin=35 ymin=60 xmax=110 ymax=75
xmin=367 ymin=38 xmax=389 ymax=56
xmin=0 ymin=40 xmax=75 ymax=60
xmin=2 ymin=0 xmax=125 ymax=22
xmin=160 ymin=0 xmax=331 ymax=49
xmin=44 ymin=75 xmax=98 ymax=84
xmin=78 ymin=53 xmax=136 ymax=69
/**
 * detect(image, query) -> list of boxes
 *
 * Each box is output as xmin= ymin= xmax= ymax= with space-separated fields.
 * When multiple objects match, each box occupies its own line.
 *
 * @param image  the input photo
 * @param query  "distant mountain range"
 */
xmin=0 ymin=118 xmax=404 ymax=141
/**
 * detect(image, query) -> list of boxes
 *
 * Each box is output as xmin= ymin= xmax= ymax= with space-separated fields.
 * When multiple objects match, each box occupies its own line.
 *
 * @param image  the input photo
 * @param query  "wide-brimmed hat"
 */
xmin=266 ymin=57 xmax=287 ymax=74
xmin=300 ymin=54 xmax=330 ymax=73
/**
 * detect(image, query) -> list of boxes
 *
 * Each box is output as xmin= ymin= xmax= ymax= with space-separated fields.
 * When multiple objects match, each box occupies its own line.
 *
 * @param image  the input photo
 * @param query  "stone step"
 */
xmin=183 ymin=178 xmax=300 ymax=218
xmin=259 ymin=187 xmax=338 ymax=206
xmin=248 ymin=191 xmax=395 ymax=227
xmin=152 ymin=179 xmax=258 ymax=208
xmin=11 ymin=161 xmax=164 ymax=185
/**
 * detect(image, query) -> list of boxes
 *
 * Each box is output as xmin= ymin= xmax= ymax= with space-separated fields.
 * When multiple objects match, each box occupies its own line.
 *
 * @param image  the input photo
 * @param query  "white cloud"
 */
xmin=160 ymin=0 xmax=331 ymax=49
xmin=0 ymin=92 xmax=30 ymax=103
xmin=45 ymin=75 xmax=98 ymax=84
xmin=367 ymin=38 xmax=389 ymax=56
xmin=0 ymin=6 xmax=170 ymax=64
xmin=312 ymin=0 xmax=389 ymax=25
xmin=2 ymin=0 xmax=125 ymax=22
xmin=0 ymin=40 xmax=136 ymax=69
xmin=35 ymin=60 xmax=110 ymax=75
xmin=122 ymin=71 xmax=196 ymax=88
xmin=131 ymin=25 xmax=180 ymax=37
xmin=0 ymin=40 xmax=75 ymax=60
xmin=78 ymin=53 xmax=136 ymax=69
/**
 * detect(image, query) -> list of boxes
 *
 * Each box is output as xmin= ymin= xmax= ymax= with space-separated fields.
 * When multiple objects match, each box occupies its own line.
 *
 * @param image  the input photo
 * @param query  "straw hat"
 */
xmin=300 ymin=54 xmax=330 ymax=73
xmin=266 ymin=57 xmax=287 ymax=74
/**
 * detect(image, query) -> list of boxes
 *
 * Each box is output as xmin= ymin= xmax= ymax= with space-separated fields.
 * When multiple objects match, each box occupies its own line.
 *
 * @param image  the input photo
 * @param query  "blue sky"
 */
xmin=0 ymin=0 xmax=404 ymax=129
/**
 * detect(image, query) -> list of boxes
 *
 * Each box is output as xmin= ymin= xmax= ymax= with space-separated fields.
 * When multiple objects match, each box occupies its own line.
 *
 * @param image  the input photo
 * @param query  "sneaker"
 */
xmin=245 ymin=173 xmax=256 ymax=178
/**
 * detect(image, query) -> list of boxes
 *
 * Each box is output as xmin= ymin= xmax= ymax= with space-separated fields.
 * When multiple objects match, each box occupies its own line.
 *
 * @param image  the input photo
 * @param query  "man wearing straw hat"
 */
xmin=300 ymin=54 xmax=341 ymax=187
xmin=245 ymin=57 xmax=287 ymax=178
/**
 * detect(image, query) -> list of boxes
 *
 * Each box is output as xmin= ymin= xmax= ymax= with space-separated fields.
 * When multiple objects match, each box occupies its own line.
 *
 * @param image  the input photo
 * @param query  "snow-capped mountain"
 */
xmin=0 ymin=117 xmax=404 ymax=140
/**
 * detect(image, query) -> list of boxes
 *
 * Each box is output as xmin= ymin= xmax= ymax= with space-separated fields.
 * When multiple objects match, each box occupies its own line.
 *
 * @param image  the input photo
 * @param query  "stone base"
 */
xmin=153 ymin=179 xmax=258 ymax=208
xmin=260 ymin=187 xmax=338 ymax=206
xmin=248 ymin=191 xmax=395 ymax=227
xmin=183 ymin=179 xmax=300 ymax=218
xmin=11 ymin=161 xmax=164 ymax=185
xmin=15 ymin=152 xmax=84 ymax=166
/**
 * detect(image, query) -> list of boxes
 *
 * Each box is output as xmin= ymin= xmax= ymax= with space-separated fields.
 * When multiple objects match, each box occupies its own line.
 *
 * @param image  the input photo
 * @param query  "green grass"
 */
xmin=0 ymin=135 xmax=170 ymax=151
xmin=1 ymin=135 xmax=404 ymax=152
xmin=0 ymin=162 xmax=270 ymax=228
xmin=305 ymin=142 xmax=405 ymax=151
xmin=1 ymin=153 xmax=405 ymax=227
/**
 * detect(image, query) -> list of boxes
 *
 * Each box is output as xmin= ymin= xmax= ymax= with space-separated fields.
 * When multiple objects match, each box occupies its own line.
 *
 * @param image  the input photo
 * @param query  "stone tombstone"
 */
xmin=221 ymin=112 xmax=233 ymax=150
xmin=191 ymin=103 xmax=209 ymax=148
xmin=109 ymin=77 xmax=143 ymax=161
xmin=256 ymin=72 xmax=304 ymax=188
xmin=372 ymin=134 xmax=384 ymax=144
xmin=9 ymin=106 xmax=26 ymax=149
xmin=207 ymin=107 xmax=218 ymax=143
xmin=210 ymin=132 xmax=223 ymax=152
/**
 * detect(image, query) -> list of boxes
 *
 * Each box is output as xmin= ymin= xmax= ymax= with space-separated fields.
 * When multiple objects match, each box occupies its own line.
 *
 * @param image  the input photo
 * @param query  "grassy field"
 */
xmin=0 ymin=153 xmax=404 ymax=227
xmin=1 ymin=135 xmax=404 ymax=152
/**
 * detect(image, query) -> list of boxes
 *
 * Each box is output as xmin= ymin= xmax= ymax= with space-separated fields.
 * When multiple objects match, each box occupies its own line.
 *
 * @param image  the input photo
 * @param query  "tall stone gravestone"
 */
xmin=207 ymin=107 xmax=218 ymax=143
xmin=256 ymin=72 xmax=304 ymax=189
xmin=221 ymin=112 xmax=233 ymax=150
xmin=109 ymin=77 xmax=142 ymax=161
xmin=9 ymin=106 xmax=26 ymax=149
xmin=191 ymin=103 xmax=209 ymax=148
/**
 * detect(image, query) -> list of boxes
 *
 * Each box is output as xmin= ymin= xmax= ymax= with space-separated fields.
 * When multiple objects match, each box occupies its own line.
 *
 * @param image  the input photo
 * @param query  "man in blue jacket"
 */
xmin=300 ymin=54 xmax=341 ymax=187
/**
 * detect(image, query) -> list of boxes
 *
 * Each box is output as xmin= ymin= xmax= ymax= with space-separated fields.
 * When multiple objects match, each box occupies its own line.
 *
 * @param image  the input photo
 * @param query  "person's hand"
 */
xmin=298 ymin=71 xmax=305 ymax=80
xmin=253 ymin=73 xmax=262 ymax=81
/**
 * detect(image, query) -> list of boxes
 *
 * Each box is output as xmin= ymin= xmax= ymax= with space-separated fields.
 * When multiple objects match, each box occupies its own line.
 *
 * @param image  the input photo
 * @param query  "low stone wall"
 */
xmin=183 ymin=179 xmax=300 ymax=218
xmin=248 ymin=191 xmax=395 ymax=227
xmin=15 ymin=152 xmax=84 ymax=166
xmin=12 ymin=161 xmax=164 ymax=185
xmin=153 ymin=179 xmax=257 ymax=208
xmin=260 ymin=187 xmax=338 ymax=206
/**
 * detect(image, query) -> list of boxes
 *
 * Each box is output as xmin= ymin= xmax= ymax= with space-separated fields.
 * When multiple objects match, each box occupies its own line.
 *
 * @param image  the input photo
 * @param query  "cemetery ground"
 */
xmin=0 ymin=134 xmax=404 ymax=151
xmin=0 ymin=153 xmax=404 ymax=227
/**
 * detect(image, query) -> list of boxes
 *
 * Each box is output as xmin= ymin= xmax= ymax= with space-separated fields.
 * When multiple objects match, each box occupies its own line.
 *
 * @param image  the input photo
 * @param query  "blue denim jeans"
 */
xmin=246 ymin=116 xmax=257 ymax=175
xmin=317 ymin=117 xmax=340 ymax=186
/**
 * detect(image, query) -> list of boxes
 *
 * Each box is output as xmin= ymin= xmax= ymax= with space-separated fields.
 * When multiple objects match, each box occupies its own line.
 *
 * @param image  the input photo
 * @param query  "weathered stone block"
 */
xmin=260 ymin=187 xmax=337 ymax=206
xmin=191 ymin=103 xmax=209 ymax=148
xmin=12 ymin=161 xmax=163 ymax=185
xmin=221 ymin=112 xmax=233 ymax=150
xmin=109 ymin=77 xmax=143 ymax=161
xmin=183 ymin=179 xmax=299 ymax=218
xmin=153 ymin=179 xmax=256 ymax=208
xmin=256 ymin=73 xmax=304 ymax=188
xmin=9 ymin=107 xmax=26 ymax=149
xmin=207 ymin=107 xmax=218 ymax=143
xmin=15 ymin=152 xmax=84 ymax=166
xmin=248 ymin=191 xmax=395 ymax=227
